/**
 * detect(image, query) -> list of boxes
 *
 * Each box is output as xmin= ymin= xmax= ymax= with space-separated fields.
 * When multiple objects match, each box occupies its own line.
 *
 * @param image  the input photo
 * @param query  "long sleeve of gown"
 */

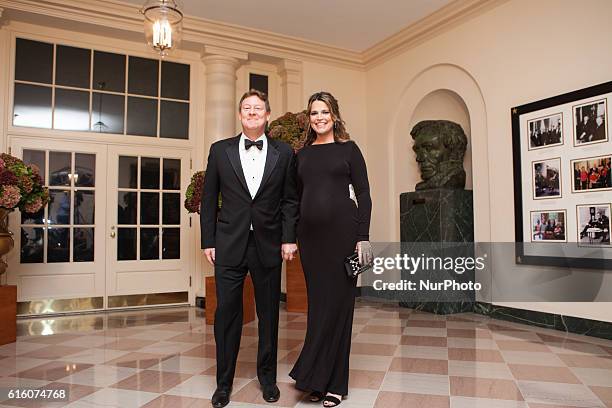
xmin=349 ymin=142 xmax=372 ymax=241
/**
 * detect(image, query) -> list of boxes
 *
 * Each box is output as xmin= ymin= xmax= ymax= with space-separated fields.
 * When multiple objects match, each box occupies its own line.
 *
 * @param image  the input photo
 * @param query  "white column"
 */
xmin=201 ymin=46 xmax=247 ymax=153
xmin=277 ymin=59 xmax=303 ymax=114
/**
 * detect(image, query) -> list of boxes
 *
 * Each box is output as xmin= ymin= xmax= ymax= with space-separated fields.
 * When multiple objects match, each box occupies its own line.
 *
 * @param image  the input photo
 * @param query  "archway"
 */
xmin=387 ymin=63 xmax=490 ymax=242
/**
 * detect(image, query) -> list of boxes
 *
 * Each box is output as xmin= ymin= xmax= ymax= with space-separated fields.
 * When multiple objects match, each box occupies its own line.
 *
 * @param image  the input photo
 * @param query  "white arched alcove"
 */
xmin=387 ymin=64 xmax=490 ymax=242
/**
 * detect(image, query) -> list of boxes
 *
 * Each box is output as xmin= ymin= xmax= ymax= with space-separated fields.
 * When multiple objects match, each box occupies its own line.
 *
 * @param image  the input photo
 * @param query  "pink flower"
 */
xmin=19 ymin=175 xmax=34 ymax=193
xmin=24 ymin=197 xmax=43 ymax=213
xmin=0 ymin=158 xmax=5 ymax=169
xmin=0 ymin=154 xmax=19 ymax=168
xmin=0 ymin=185 xmax=21 ymax=208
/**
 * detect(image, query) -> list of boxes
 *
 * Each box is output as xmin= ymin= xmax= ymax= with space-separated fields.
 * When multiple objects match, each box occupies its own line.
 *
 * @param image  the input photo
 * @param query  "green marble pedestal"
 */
xmin=399 ymin=189 xmax=474 ymax=314
xmin=400 ymin=189 xmax=474 ymax=242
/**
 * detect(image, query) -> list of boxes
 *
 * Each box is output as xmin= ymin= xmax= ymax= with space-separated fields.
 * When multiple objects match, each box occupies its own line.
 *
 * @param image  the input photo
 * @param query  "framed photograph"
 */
xmin=532 ymin=158 xmax=561 ymax=199
xmin=528 ymin=113 xmax=563 ymax=150
xmin=571 ymin=155 xmax=612 ymax=193
xmin=512 ymin=80 xmax=612 ymax=269
xmin=573 ymin=98 xmax=608 ymax=146
xmin=530 ymin=210 xmax=566 ymax=242
xmin=576 ymin=204 xmax=611 ymax=247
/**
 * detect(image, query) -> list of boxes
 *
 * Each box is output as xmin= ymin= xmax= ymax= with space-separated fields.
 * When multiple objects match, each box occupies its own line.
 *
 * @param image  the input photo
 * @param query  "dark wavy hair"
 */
xmin=302 ymin=91 xmax=350 ymax=147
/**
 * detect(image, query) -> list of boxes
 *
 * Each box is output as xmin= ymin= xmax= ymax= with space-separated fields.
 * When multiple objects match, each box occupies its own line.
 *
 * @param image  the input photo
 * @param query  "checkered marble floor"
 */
xmin=1 ymin=299 xmax=612 ymax=407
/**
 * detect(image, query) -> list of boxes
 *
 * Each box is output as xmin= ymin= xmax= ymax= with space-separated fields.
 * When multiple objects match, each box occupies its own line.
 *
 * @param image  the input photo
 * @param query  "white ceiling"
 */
xmin=123 ymin=0 xmax=453 ymax=51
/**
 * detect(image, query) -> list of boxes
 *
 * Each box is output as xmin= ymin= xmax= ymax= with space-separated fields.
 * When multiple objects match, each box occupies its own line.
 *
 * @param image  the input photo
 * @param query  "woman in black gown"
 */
xmin=289 ymin=92 xmax=372 ymax=407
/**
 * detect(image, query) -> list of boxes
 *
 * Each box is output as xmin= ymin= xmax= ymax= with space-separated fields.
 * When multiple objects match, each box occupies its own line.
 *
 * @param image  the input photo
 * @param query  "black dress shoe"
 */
xmin=211 ymin=388 xmax=231 ymax=408
xmin=262 ymin=384 xmax=280 ymax=402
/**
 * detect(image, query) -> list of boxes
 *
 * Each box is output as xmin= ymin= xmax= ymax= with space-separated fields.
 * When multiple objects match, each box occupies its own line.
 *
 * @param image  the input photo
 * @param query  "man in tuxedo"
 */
xmin=200 ymin=89 xmax=298 ymax=408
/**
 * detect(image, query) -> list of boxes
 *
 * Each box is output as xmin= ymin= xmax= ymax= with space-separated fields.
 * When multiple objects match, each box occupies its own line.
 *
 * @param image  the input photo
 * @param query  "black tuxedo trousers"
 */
xmin=215 ymin=231 xmax=281 ymax=389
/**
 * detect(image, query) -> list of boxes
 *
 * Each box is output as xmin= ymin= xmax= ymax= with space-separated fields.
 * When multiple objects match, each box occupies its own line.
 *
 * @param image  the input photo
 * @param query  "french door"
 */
xmin=8 ymin=138 xmax=192 ymax=315
xmin=106 ymin=145 xmax=191 ymax=308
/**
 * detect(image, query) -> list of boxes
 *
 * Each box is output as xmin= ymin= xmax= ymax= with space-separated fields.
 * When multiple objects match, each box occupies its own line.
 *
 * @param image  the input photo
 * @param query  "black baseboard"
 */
xmin=195 ymin=296 xmax=205 ymax=309
xmin=356 ymin=287 xmax=611 ymax=340
xmin=474 ymin=302 xmax=612 ymax=341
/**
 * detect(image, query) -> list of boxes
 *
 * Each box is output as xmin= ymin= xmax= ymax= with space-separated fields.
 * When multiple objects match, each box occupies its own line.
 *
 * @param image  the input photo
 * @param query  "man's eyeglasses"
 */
xmin=241 ymin=105 xmax=265 ymax=113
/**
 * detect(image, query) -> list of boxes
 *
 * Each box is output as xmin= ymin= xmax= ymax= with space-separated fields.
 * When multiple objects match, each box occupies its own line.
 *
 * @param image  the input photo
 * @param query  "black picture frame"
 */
xmin=512 ymin=81 xmax=612 ymax=270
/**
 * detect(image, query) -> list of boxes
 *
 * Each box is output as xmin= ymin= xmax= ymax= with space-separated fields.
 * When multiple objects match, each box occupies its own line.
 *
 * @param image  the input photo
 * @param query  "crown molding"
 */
xmin=0 ymin=0 xmax=363 ymax=69
xmin=362 ymin=0 xmax=510 ymax=69
xmin=202 ymin=45 xmax=248 ymax=61
xmin=0 ymin=0 xmax=508 ymax=71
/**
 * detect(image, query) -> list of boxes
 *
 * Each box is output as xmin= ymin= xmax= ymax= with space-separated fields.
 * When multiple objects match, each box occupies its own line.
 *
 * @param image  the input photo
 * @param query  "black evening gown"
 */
xmin=289 ymin=141 xmax=371 ymax=396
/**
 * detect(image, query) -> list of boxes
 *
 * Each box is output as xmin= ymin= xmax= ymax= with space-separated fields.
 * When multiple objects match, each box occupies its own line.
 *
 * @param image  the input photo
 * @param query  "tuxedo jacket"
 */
xmin=200 ymin=134 xmax=299 ymax=267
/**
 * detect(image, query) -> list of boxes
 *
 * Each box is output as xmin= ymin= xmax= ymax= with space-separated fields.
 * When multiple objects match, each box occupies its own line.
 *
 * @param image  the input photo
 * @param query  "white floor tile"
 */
xmin=394 ymin=345 xmax=449 ymax=359
xmin=165 ymin=375 xmax=249 ymax=399
xmin=148 ymin=355 xmax=216 ymax=374
xmin=517 ymin=380 xmax=603 ymax=407
xmin=349 ymin=355 xmax=393 ymax=372
xmin=60 ymin=365 xmax=138 ymax=387
xmin=450 ymin=396 xmax=528 ymax=408
xmin=64 ymin=388 xmax=159 ymax=408
xmin=448 ymin=361 xmax=513 ymax=380
xmin=381 ymin=371 xmax=449 ymax=395
xmin=64 ymin=348 xmax=130 ymax=365
xmin=570 ymin=367 xmax=612 ymax=387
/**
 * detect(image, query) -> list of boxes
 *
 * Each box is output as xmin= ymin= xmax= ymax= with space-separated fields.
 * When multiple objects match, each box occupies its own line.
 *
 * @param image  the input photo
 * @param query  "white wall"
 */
xmin=302 ymin=61 xmax=367 ymax=150
xmin=364 ymin=0 xmax=612 ymax=322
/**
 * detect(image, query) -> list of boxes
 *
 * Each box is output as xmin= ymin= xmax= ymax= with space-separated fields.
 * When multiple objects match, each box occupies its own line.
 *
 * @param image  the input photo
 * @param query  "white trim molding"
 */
xmin=202 ymin=45 xmax=248 ymax=62
xmin=0 ymin=0 xmax=507 ymax=70
xmin=362 ymin=0 xmax=510 ymax=68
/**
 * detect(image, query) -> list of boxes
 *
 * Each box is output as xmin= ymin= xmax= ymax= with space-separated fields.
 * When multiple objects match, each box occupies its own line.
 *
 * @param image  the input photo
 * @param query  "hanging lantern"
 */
xmin=141 ymin=0 xmax=183 ymax=57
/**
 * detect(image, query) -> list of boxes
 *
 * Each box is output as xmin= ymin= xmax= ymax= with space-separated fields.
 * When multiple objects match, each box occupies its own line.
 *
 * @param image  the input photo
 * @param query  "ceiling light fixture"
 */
xmin=140 ymin=0 xmax=183 ymax=57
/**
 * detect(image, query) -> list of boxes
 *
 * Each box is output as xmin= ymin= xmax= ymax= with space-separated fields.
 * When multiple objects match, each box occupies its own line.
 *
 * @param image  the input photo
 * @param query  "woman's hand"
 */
xmin=282 ymin=243 xmax=298 ymax=261
xmin=356 ymin=241 xmax=373 ymax=266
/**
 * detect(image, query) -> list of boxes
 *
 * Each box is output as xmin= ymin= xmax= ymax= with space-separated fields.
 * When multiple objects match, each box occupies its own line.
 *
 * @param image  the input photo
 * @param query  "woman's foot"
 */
xmin=309 ymin=391 xmax=324 ymax=402
xmin=323 ymin=393 xmax=342 ymax=407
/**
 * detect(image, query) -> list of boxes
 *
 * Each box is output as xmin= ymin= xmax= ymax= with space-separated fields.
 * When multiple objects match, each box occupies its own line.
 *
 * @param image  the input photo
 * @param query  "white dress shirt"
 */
xmin=239 ymin=133 xmax=267 ymax=229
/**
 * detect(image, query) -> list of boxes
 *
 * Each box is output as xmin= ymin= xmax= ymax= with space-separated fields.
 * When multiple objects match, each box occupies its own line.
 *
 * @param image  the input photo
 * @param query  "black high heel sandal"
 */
xmin=322 ymin=394 xmax=342 ymax=407
xmin=309 ymin=391 xmax=324 ymax=402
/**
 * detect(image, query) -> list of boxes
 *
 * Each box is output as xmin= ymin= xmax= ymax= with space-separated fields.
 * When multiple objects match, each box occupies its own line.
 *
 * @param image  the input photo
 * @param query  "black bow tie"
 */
xmin=244 ymin=139 xmax=264 ymax=150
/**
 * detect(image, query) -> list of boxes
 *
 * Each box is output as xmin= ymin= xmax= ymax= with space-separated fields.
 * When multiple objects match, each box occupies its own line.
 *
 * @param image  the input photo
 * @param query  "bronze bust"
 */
xmin=411 ymin=120 xmax=467 ymax=190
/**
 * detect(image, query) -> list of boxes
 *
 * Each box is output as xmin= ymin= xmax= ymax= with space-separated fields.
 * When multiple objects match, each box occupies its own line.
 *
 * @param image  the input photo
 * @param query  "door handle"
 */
xmin=110 ymin=231 xmax=116 ymax=238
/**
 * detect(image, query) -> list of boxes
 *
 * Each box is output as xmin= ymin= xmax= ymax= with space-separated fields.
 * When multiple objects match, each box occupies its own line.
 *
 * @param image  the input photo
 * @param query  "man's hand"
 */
xmin=204 ymin=248 xmax=215 ymax=265
xmin=281 ymin=243 xmax=298 ymax=261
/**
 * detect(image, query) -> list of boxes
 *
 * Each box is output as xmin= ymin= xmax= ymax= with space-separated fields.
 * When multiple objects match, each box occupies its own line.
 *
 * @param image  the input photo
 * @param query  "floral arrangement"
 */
xmin=184 ymin=171 xmax=204 ymax=214
xmin=0 ymin=153 xmax=49 ymax=213
xmin=268 ymin=110 xmax=308 ymax=151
